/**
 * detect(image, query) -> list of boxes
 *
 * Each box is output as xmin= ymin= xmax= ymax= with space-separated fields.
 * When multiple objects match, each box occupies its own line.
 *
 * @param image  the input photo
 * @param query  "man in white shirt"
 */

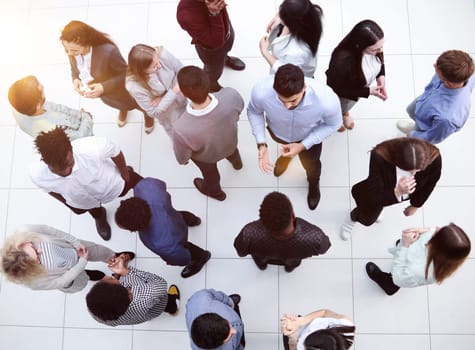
xmin=247 ymin=64 xmax=341 ymax=210
xmin=30 ymin=127 xmax=141 ymax=240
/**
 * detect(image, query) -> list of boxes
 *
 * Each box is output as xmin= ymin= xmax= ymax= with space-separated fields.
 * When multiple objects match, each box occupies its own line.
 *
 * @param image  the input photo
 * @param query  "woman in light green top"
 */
xmin=8 ymin=75 xmax=93 ymax=140
xmin=366 ymin=223 xmax=470 ymax=295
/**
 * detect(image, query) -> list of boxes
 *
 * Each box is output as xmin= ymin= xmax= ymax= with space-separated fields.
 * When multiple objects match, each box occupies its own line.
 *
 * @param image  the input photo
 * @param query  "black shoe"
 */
xmin=85 ymin=269 xmax=105 ymax=281
xmin=225 ymin=56 xmax=245 ymax=71
xmin=229 ymin=155 xmax=243 ymax=170
xmin=229 ymin=293 xmax=241 ymax=306
xmin=395 ymin=239 xmax=401 ymax=246
xmin=284 ymin=260 xmax=301 ymax=273
xmin=115 ymin=251 xmax=136 ymax=261
xmin=181 ymin=211 xmax=202 ymax=227
xmin=253 ymin=259 xmax=267 ymax=271
xmin=307 ymin=182 xmax=321 ymax=210
xmin=365 ymin=262 xmax=400 ymax=296
xmin=94 ymin=207 xmax=111 ymax=241
xmin=273 ymin=156 xmax=291 ymax=177
xmin=193 ymin=178 xmax=226 ymax=201
xmin=181 ymin=251 xmax=211 ymax=278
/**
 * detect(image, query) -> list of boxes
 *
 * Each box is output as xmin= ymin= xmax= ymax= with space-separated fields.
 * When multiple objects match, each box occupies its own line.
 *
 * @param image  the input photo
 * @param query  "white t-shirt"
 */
xmin=361 ymin=53 xmax=382 ymax=86
xmin=74 ymin=51 xmax=94 ymax=85
xmin=30 ymin=136 xmax=124 ymax=209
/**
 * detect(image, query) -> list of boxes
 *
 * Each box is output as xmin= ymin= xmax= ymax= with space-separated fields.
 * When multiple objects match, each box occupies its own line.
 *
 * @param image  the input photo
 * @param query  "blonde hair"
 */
xmin=0 ymin=231 xmax=46 ymax=285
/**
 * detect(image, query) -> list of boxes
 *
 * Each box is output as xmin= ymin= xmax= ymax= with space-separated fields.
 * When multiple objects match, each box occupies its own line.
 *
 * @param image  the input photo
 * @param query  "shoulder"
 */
xmin=251 ymin=76 xmax=275 ymax=99
xmin=93 ymin=43 xmax=119 ymax=55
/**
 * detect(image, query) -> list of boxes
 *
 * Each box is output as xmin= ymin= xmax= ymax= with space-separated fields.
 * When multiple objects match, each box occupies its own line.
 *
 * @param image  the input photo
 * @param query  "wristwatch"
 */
xmin=257 ymin=143 xmax=268 ymax=150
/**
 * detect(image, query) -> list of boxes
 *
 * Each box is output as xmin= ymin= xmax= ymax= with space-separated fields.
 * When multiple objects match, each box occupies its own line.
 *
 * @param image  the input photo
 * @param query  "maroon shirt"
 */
xmin=176 ymin=0 xmax=230 ymax=48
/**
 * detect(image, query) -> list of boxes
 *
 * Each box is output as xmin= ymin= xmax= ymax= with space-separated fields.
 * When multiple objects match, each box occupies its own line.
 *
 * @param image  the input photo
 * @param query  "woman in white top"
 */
xmin=366 ymin=223 xmax=470 ymax=295
xmin=0 ymin=224 xmax=134 ymax=293
xmin=326 ymin=20 xmax=387 ymax=131
xmin=8 ymin=75 xmax=93 ymax=140
xmin=281 ymin=308 xmax=355 ymax=350
xmin=260 ymin=0 xmax=323 ymax=78
xmin=126 ymin=44 xmax=186 ymax=136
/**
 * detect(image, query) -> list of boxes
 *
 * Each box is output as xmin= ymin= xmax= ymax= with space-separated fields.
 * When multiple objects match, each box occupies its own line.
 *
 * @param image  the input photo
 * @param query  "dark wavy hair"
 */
xmin=279 ymin=0 xmax=323 ymax=56
xmin=273 ymin=64 xmax=305 ymax=97
xmin=304 ymin=325 xmax=355 ymax=350
xmin=177 ymin=65 xmax=210 ymax=103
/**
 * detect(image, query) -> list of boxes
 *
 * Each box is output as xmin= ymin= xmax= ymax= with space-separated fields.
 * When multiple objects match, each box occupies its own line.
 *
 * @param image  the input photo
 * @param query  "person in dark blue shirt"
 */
xmin=115 ymin=177 xmax=211 ymax=278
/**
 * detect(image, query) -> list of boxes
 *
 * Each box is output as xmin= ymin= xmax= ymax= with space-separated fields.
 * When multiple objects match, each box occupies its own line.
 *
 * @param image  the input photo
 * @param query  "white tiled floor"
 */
xmin=0 ymin=0 xmax=474 ymax=349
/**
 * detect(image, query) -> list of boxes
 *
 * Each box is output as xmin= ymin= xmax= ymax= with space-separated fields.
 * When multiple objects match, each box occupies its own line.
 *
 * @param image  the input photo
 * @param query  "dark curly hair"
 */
xmin=86 ymin=281 xmax=130 ymax=321
xmin=259 ymin=191 xmax=293 ymax=233
xmin=115 ymin=197 xmax=152 ymax=231
xmin=34 ymin=126 xmax=72 ymax=170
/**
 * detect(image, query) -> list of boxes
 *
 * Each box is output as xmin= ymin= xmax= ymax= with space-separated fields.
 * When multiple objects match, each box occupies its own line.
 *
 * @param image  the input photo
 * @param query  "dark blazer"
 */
xmin=326 ymin=48 xmax=385 ymax=101
xmin=68 ymin=43 xmax=136 ymax=111
xmin=352 ymin=151 xmax=442 ymax=209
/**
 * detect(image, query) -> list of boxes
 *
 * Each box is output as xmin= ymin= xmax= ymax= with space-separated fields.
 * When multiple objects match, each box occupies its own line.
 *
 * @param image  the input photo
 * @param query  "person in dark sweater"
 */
xmin=233 ymin=191 xmax=331 ymax=272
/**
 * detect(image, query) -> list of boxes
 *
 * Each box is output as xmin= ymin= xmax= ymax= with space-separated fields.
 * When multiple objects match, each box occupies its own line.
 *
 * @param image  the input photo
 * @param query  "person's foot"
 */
xmin=253 ymin=259 xmax=267 ymax=271
xmin=180 ymin=211 xmax=202 ymax=227
xmin=193 ymin=178 xmax=226 ymax=201
xmin=307 ymin=182 xmax=320 ymax=210
xmin=273 ymin=156 xmax=291 ymax=177
xmin=396 ymin=119 xmax=416 ymax=135
xmin=337 ymin=124 xmax=346 ymax=133
xmin=340 ymin=213 xmax=355 ymax=241
xmin=85 ymin=269 xmax=105 ymax=281
xmin=167 ymin=284 xmax=181 ymax=315
xmin=229 ymin=153 xmax=243 ymax=170
xmin=225 ymin=56 xmax=245 ymax=71
xmin=284 ymin=260 xmax=301 ymax=273
xmin=117 ymin=110 xmax=128 ymax=127
xmin=144 ymin=114 xmax=155 ymax=134
xmin=181 ymin=251 xmax=211 ymax=278
xmin=115 ymin=251 xmax=136 ymax=261
xmin=94 ymin=207 xmax=111 ymax=241
xmin=365 ymin=262 xmax=400 ymax=295
xmin=342 ymin=113 xmax=355 ymax=130
xmin=228 ymin=294 xmax=241 ymax=306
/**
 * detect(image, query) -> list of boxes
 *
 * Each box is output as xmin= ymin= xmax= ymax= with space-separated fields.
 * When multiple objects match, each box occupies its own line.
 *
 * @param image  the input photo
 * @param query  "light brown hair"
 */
xmin=425 ymin=223 xmax=471 ymax=283
xmin=373 ymin=137 xmax=440 ymax=171
xmin=8 ymin=75 xmax=43 ymax=116
xmin=436 ymin=50 xmax=474 ymax=84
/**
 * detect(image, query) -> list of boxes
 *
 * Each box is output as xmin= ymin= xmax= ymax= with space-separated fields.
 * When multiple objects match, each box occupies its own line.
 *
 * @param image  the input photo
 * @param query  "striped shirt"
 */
xmin=38 ymin=241 xmax=77 ymax=270
xmin=96 ymin=267 xmax=169 ymax=326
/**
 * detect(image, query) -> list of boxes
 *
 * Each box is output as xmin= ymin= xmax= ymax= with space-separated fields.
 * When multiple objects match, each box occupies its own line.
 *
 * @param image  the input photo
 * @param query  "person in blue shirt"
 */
xmin=247 ymin=64 xmax=341 ymax=211
xmin=186 ymin=289 xmax=245 ymax=350
xmin=397 ymin=50 xmax=474 ymax=144
xmin=115 ymin=177 xmax=211 ymax=278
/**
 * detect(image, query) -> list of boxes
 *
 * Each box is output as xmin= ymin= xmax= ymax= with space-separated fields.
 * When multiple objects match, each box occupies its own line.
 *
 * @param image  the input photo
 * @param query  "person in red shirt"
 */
xmin=177 ymin=0 xmax=245 ymax=92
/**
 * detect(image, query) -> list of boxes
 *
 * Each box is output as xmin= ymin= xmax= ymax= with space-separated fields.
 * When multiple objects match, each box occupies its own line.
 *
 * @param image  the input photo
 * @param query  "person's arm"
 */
xmin=409 ymin=155 xmax=442 ymax=208
xmin=233 ymin=226 xmax=251 ymax=257
xmin=206 ymin=288 xmax=234 ymax=308
xmin=171 ymin=130 xmax=193 ymax=165
xmin=411 ymin=117 xmax=456 ymax=144
xmin=19 ymin=224 xmax=81 ymax=248
xmin=281 ymin=309 xmax=350 ymax=335
xmin=111 ymin=150 xmax=130 ymax=182
xmin=310 ymin=226 xmax=331 ymax=256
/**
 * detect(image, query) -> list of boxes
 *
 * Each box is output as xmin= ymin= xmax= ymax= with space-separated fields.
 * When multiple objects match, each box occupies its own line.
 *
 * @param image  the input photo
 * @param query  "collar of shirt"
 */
xmin=185 ymin=93 xmax=219 ymax=116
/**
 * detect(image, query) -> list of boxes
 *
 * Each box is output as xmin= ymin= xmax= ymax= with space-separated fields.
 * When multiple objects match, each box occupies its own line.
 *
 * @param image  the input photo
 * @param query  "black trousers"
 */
xmin=191 ymin=149 xmax=241 ymax=194
xmin=267 ymin=127 xmax=322 ymax=184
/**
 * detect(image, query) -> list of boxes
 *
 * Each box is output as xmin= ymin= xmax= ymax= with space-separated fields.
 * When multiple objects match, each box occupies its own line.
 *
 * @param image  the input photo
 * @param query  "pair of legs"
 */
xmin=338 ymin=97 xmax=358 ymax=132
xmin=268 ymin=128 xmax=322 ymax=210
xmin=49 ymin=168 xmax=143 ymax=240
xmin=195 ymin=25 xmax=244 ymax=92
xmin=396 ymin=98 xmax=418 ymax=135
xmin=191 ymin=149 xmax=243 ymax=201
xmin=252 ymin=255 xmax=302 ymax=273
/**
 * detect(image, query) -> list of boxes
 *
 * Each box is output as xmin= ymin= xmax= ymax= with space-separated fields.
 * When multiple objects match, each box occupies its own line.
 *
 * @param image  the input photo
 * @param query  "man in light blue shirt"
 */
xmin=397 ymin=50 xmax=474 ymax=144
xmin=186 ymin=289 xmax=244 ymax=350
xmin=247 ymin=64 xmax=341 ymax=210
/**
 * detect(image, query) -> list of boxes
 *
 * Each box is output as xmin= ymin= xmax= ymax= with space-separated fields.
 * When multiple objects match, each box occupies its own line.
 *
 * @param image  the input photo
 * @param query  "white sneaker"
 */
xmin=396 ymin=120 xmax=416 ymax=135
xmin=340 ymin=214 xmax=355 ymax=241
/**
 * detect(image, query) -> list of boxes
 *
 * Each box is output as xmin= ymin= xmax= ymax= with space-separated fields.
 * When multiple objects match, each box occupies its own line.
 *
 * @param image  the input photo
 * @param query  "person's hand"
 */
xmin=205 ymin=0 xmax=226 ymax=15
xmin=84 ymin=83 xmax=104 ymax=98
xmin=401 ymin=229 xmax=420 ymax=247
xmin=172 ymin=81 xmax=181 ymax=94
xmin=259 ymin=36 xmax=270 ymax=54
xmin=403 ymin=205 xmax=418 ymax=217
xmin=108 ymin=254 xmax=129 ymax=275
xmin=369 ymin=85 xmax=386 ymax=100
xmin=266 ymin=14 xmax=281 ymax=32
xmin=258 ymin=145 xmax=274 ymax=173
xmin=376 ymin=76 xmax=388 ymax=100
xmin=395 ymin=175 xmax=416 ymax=196
xmin=151 ymin=96 xmax=162 ymax=107
xmin=77 ymin=244 xmax=88 ymax=259
xmin=280 ymin=314 xmax=301 ymax=335
xmin=73 ymin=79 xmax=85 ymax=96
xmin=281 ymin=143 xmax=305 ymax=158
